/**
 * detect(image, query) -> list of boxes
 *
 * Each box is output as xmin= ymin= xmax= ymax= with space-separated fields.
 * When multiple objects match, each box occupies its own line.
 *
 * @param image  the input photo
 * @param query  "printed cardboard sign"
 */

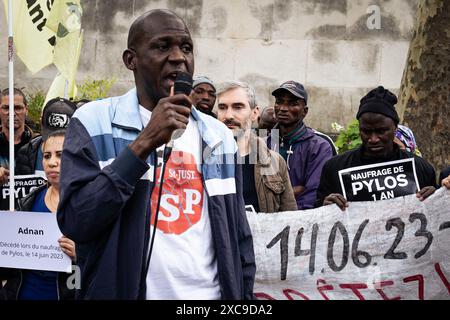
xmin=338 ymin=159 xmax=419 ymax=202
xmin=0 ymin=175 xmax=46 ymax=210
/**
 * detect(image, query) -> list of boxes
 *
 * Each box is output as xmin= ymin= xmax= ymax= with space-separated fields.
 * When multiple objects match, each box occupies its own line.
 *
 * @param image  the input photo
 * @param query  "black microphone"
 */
xmin=163 ymin=72 xmax=193 ymax=162
xmin=173 ymin=71 xmax=193 ymax=96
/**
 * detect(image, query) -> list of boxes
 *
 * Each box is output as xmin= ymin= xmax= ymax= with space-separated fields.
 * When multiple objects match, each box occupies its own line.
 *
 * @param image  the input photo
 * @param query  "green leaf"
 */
xmin=76 ymin=77 xmax=117 ymax=101
xmin=336 ymin=119 xmax=361 ymax=154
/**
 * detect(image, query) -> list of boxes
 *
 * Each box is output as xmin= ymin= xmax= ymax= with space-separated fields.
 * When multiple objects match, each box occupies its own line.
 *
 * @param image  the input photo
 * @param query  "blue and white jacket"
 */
xmin=57 ymin=89 xmax=256 ymax=300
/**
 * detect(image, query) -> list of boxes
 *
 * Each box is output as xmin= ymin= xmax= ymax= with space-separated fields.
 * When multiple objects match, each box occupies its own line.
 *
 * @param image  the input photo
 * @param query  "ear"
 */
xmin=251 ymin=106 xmax=260 ymax=122
xmin=122 ymin=49 xmax=137 ymax=71
xmin=303 ymin=106 xmax=309 ymax=117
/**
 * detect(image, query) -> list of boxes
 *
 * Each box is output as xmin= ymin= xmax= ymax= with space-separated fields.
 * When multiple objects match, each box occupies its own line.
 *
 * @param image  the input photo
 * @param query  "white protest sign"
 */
xmin=248 ymin=188 xmax=450 ymax=300
xmin=0 ymin=211 xmax=71 ymax=273
xmin=338 ymin=159 xmax=420 ymax=202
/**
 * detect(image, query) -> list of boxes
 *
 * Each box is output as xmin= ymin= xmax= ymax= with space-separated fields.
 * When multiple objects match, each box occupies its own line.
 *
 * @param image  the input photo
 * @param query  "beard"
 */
xmin=233 ymin=128 xmax=247 ymax=139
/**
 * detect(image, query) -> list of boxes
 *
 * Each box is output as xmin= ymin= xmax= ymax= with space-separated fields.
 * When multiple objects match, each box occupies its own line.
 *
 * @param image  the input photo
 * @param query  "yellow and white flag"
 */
xmin=45 ymin=72 xmax=78 ymax=106
xmin=44 ymin=30 xmax=83 ymax=103
xmin=3 ymin=0 xmax=55 ymax=73
xmin=45 ymin=0 xmax=82 ymax=35
xmin=46 ymin=0 xmax=83 ymax=79
xmin=45 ymin=1 xmax=83 ymax=101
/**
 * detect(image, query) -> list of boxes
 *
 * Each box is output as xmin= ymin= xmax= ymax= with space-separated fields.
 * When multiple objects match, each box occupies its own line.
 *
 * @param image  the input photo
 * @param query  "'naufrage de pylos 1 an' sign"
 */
xmin=338 ymin=159 xmax=419 ymax=202
xmin=247 ymin=188 xmax=450 ymax=300
xmin=0 ymin=175 xmax=46 ymax=210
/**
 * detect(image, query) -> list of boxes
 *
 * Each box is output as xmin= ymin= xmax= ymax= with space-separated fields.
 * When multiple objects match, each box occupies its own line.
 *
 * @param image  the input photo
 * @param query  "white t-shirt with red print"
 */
xmin=140 ymin=106 xmax=221 ymax=300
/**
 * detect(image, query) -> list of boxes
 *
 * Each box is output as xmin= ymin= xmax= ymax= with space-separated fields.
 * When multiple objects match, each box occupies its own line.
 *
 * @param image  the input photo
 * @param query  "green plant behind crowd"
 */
xmin=23 ymin=76 xmax=116 ymax=133
xmin=333 ymin=119 xmax=362 ymax=154
xmin=26 ymin=89 xmax=46 ymax=132
xmin=76 ymin=77 xmax=116 ymax=101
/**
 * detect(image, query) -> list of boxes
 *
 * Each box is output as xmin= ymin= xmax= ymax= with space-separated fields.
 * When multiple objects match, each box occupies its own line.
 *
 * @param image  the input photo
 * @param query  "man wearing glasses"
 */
xmin=0 ymin=88 xmax=32 ymax=188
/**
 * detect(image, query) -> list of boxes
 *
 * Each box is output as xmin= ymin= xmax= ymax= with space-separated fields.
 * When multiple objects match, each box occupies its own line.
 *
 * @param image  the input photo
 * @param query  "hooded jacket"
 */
xmin=57 ymin=88 xmax=256 ymax=300
xmin=15 ymin=135 xmax=44 ymax=176
xmin=0 ymin=126 xmax=34 ymax=169
xmin=0 ymin=127 xmax=35 ymax=210
xmin=268 ymin=124 xmax=333 ymax=210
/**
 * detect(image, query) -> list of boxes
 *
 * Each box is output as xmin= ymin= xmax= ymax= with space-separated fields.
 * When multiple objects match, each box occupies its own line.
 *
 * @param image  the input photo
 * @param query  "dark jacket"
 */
xmin=315 ymin=146 xmax=437 ymax=207
xmin=0 ymin=284 xmax=5 ymax=300
xmin=268 ymin=125 xmax=333 ymax=209
xmin=57 ymin=89 xmax=256 ymax=300
xmin=16 ymin=135 xmax=43 ymax=176
xmin=0 ymin=127 xmax=34 ymax=169
xmin=0 ymin=127 xmax=36 ymax=210
xmin=0 ymin=267 xmax=14 ymax=300
xmin=0 ymin=185 xmax=75 ymax=300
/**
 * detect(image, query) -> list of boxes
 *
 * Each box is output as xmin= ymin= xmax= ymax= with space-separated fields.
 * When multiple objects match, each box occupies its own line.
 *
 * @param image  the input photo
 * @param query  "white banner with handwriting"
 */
xmin=248 ymin=188 xmax=450 ymax=300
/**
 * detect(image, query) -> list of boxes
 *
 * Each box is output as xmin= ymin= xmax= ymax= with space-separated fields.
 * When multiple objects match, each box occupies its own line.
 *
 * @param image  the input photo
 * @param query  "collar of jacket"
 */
xmin=110 ymin=88 xmax=223 ymax=153
xmin=269 ymin=122 xmax=315 ymax=149
xmin=0 ymin=125 xmax=33 ymax=143
xmin=280 ymin=122 xmax=309 ymax=146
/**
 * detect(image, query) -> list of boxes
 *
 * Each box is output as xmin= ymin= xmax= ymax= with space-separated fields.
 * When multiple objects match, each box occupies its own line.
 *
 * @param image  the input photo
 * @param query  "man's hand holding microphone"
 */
xmin=130 ymin=72 xmax=193 ymax=162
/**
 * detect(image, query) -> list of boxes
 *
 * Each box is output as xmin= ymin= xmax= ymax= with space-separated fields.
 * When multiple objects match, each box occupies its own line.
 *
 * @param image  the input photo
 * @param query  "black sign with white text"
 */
xmin=338 ymin=159 xmax=420 ymax=202
xmin=0 ymin=175 xmax=46 ymax=210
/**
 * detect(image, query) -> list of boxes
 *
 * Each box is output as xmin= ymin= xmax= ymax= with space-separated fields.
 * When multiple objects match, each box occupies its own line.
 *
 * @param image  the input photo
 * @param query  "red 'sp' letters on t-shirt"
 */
xmin=151 ymin=152 xmax=204 ymax=235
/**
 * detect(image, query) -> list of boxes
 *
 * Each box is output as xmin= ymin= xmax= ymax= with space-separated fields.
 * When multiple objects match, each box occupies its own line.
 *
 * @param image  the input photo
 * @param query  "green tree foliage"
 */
xmin=76 ymin=77 xmax=116 ymax=101
xmin=24 ymin=77 xmax=116 ymax=133
xmin=333 ymin=119 xmax=362 ymax=154
xmin=26 ymin=89 xmax=46 ymax=132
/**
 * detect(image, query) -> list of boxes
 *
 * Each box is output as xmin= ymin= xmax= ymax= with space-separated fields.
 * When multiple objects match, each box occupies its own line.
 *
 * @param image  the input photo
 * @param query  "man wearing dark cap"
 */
xmin=268 ymin=81 xmax=333 ymax=210
xmin=316 ymin=86 xmax=437 ymax=210
xmin=16 ymin=98 xmax=77 ymax=177
xmin=190 ymin=76 xmax=217 ymax=118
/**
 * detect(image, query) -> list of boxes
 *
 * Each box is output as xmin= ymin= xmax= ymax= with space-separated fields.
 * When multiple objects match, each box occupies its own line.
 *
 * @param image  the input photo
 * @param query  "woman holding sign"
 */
xmin=1 ymin=130 xmax=76 ymax=300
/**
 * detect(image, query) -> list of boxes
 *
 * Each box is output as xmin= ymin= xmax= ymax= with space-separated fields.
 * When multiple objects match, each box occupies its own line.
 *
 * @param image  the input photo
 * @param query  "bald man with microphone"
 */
xmin=57 ymin=9 xmax=255 ymax=300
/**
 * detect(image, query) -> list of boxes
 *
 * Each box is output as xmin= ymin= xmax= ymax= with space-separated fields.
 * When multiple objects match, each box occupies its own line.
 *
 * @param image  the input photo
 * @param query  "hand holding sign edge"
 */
xmin=323 ymin=193 xmax=349 ymax=211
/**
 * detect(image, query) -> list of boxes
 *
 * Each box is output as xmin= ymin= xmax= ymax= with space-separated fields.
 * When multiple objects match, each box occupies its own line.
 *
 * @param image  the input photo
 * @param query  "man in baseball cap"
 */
xmin=268 ymin=81 xmax=333 ymax=210
xmin=41 ymin=98 xmax=77 ymax=139
xmin=190 ymin=76 xmax=217 ymax=118
xmin=271 ymin=81 xmax=308 ymax=104
xmin=16 ymin=98 xmax=77 ymax=177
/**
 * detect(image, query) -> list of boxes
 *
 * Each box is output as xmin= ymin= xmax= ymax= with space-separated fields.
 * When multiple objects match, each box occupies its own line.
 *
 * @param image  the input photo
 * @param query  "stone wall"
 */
xmin=0 ymin=0 xmax=418 ymax=132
